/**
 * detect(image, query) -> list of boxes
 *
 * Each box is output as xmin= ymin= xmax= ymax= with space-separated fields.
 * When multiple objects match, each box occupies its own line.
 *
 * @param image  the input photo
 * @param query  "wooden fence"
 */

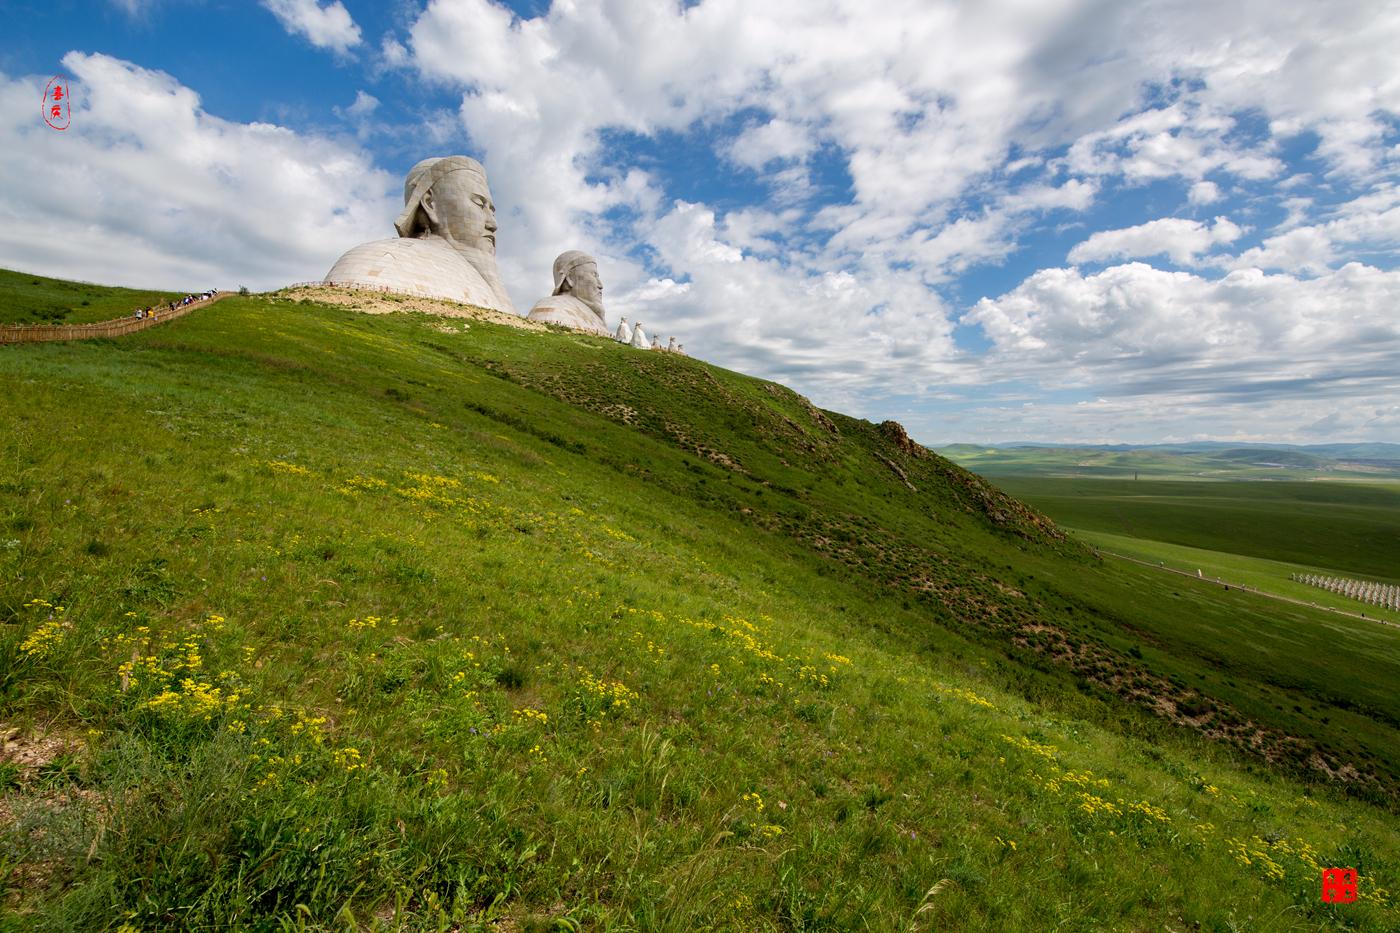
xmin=0 ymin=292 xmax=232 ymax=345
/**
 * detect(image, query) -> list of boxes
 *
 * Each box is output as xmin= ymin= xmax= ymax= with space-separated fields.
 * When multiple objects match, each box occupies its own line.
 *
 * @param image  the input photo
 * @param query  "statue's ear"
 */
xmin=558 ymin=274 xmax=573 ymax=294
xmin=420 ymin=189 xmax=439 ymax=230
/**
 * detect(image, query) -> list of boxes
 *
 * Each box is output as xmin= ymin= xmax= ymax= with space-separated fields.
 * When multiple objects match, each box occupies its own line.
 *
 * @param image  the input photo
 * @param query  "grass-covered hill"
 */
xmin=2 ymin=281 xmax=1399 ymax=929
xmin=0 ymin=268 xmax=183 ymax=327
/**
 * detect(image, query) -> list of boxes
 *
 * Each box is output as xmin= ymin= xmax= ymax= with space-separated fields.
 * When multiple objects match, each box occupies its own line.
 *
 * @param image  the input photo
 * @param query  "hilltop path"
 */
xmin=0 ymin=290 xmax=232 ymax=344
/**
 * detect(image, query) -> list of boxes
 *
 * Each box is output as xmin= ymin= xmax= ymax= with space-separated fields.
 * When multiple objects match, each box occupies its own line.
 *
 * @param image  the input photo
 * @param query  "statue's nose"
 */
xmin=485 ymin=215 xmax=497 ymax=232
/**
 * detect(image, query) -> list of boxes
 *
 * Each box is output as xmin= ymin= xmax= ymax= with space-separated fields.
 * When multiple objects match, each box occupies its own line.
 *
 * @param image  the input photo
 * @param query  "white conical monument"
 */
xmin=630 ymin=321 xmax=649 ymax=349
xmin=667 ymin=336 xmax=677 ymax=353
xmin=650 ymin=335 xmax=662 ymax=350
xmin=614 ymin=316 xmax=632 ymax=343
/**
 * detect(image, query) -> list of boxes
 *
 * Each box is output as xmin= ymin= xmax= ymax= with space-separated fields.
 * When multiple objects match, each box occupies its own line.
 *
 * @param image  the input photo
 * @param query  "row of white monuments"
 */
xmin=1291 ymin=573 xmax=1400 ymax=611
xmin=322 ymin=156 xmax=685 ymax=351
xmin=612 ymin=318 xmax=684 ymax=354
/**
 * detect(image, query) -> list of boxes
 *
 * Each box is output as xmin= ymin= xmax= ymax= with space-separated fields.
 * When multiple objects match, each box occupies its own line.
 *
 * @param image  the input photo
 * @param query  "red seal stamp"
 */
xmin=43 ymin=76 xmax=70 ymax=130
xmin=1321 ymin=867 xmax=1358 ymax=904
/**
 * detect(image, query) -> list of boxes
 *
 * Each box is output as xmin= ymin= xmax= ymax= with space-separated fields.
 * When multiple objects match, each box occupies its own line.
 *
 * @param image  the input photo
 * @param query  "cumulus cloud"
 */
xmin=0 ymin=53 xmax=395 ymax=290
xmin=1188 ymin=180 xmax=1221 ymax=205
xmin=1068 ymin=216 xmax=1244 ymax=266
xmin=965 ymin=262 xmax=1400 ymax=405
xmin=261 ymin=0 xmax=362 ymax=54
xmin=1229 ymin=185 xmax=1400 ymax=274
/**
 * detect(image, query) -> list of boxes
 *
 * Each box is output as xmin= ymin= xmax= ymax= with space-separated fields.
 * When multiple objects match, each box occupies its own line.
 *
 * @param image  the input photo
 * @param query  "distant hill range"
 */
xmin=937 ymin=441 xmax=1400 ymax=479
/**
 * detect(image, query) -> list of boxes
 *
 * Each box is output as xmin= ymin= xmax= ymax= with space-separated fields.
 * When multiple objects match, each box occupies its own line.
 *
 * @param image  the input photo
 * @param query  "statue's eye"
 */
xmin=473 ymin=195 xmax=486 ymax=207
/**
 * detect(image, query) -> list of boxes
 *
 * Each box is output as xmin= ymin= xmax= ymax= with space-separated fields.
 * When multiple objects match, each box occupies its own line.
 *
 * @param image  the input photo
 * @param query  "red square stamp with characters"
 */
xmin=1321 ymin=867 xmax=1358 ymax=904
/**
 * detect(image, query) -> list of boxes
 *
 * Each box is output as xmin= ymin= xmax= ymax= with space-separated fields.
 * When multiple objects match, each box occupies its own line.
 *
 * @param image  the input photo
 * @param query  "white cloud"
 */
xmin=343 ymin=90 xmax=378 ymax=119
xmin=0 ymin=53 xmax=395 ymax=291
xmin=1230 ymin=185 xmax=1400 ymax=274
xmin=727 ymin=119 xmax=815 ymax=170
xmin=1188 ymin=180 xmax=1221 ymax=205
xmin=261 ymin=0 xmax=362 ymax=54
xmin=1068 ymin=216 xmax=1243 ymax=266
xmin=965 ymin=262 xmax=1400 ymax=406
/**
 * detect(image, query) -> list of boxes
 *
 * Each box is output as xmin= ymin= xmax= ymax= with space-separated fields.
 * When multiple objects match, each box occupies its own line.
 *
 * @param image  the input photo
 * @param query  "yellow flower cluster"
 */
xmin=349 ymin=615 xmax=392 ymax=630
xmin=20 ymin=619 xmax=70 ymax=660
xmin=1045 ymin=769 xmax=1110 ymax=794
xmin=1000 ymin=734 xmax=1058 ymax=761
xmin=1226 ymin=837 xmax=1287 ymax=881
xmin=332 ymin=747 xmax=364 ymax=772
xmin=575 ymin=668 xmax=639 ymax=712
xmin=630 ymin=631 xmax=668 ymax=660
xmin=1126 ymin=801 xmax=1170 ymax=824
xmin=513 ymin=707 xmax=550 ymax=725
xmin=934 ymin=684 xmax=997 ymax=709
xmin=1075 ymin=791 xmax=1123 ymax=818
xmin=335 ymin=474 xmax=388 ymax=496
xmin=266 ymin=460 xmax=314 ymax=476
xmin=143 ymin=678 xmax=241 ymax=722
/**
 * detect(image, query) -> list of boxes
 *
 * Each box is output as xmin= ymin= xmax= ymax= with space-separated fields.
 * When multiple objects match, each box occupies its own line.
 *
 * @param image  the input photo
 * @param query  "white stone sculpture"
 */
xmin=667 ymin=336 xmax=677 ymax=353
xmin=614 ymin=316 xmax=632 ymax=343
xmin=676 ymin=343 xmax=686 ymax=356
xmin=324 ymin=156 xmax=516 ymax=314
xmin=630 ymin=321 xmax=649 ymax=349
xmin=526 ymin=251 xmax=609 ymax=335
xmin=650 ymin=335 xmax=663 ymax=350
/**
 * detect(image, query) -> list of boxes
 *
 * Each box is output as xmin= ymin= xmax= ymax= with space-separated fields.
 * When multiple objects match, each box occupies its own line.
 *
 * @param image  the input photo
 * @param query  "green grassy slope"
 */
xmin=0 ymin=268 xmax=185 ymax=326
xmin=1 ymin=293 xmax=1398 ymax=928
xmin=993 ymin=477 xmax=1400 ymax=582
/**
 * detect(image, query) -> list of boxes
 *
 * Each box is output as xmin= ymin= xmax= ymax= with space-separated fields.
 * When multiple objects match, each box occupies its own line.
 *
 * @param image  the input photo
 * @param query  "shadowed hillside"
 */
xmin=2 ymin=282 xmax=1397 ymax=929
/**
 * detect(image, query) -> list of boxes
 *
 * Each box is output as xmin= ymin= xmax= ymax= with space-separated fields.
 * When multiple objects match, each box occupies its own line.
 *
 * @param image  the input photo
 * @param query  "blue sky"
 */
xmin=2 ymin=0 xmax=1398 ymax=445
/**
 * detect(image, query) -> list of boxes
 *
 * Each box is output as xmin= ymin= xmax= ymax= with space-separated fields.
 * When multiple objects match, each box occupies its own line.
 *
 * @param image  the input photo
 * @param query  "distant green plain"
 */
xmin=992 ymin=476 xmax=1400 ymax=583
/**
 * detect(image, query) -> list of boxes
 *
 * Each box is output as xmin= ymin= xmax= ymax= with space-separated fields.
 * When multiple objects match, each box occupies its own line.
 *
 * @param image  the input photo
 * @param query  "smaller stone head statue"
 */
xmin=526 ymin=250 xmax=609 ymax=335
xmin=552 ymin=250 xmax=604 ymax=316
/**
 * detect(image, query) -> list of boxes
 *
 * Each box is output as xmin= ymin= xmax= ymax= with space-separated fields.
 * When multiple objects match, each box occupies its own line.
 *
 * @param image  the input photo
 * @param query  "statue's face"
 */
xmin=568 ymin=261 xmax=603 ymax=308
xmin=424 ymin=170 xmax=498 ymax=253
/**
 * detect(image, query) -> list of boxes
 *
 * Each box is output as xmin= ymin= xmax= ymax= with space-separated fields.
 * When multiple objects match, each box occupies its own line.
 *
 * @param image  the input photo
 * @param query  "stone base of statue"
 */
xmin=526 ymin=294 xmax=610 ymax=335
xmin=325 ymin=236 xmax=503 ymax=309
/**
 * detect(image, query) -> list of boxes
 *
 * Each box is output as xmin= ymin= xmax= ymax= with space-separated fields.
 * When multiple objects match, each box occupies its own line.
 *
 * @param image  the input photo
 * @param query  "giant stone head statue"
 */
xmin=552 ymin=250 xmax=604 ymax=316
xmin=395 ymin=156 xmax=499 ymax=255
xmin=322 ymin=154 xmax=515 ymax=314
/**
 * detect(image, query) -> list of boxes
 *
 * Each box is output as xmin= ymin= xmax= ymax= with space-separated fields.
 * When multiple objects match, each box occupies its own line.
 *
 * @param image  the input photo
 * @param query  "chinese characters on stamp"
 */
xmin=44 ymin=76 xmax=70 ymax=130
